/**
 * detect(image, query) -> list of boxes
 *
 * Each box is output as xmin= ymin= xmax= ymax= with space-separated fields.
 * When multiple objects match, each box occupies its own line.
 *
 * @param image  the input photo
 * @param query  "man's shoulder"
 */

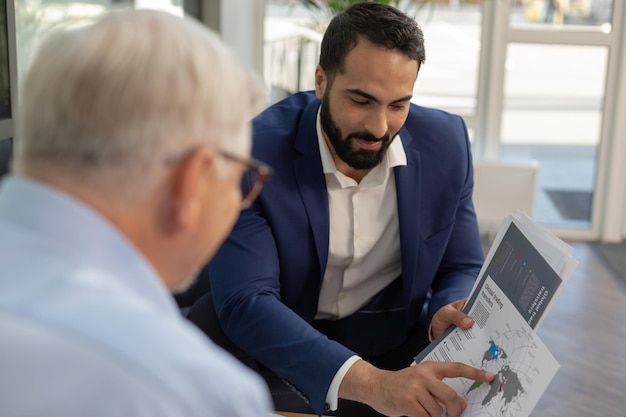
xmin=403 ymin=103 xmax=467 ymax=140
xmin=401 ymin=104 xmax=470 ymax=157
xmin=252 ymin=91 xmax=319 ymax=161
xmin=253 ymin=91 xmax=318 ymax=130
xmin=0 ymin=310 xmax=271 ymax=416
xmin=407 ymin=102 xmax=463 ymax=124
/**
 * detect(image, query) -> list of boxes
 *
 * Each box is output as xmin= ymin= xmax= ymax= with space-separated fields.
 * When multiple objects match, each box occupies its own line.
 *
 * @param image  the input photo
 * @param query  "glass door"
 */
xmin=475 ymin=0 xmax=623 ymax=239
xmin=262 ymin=0 xmax=625 ymax=239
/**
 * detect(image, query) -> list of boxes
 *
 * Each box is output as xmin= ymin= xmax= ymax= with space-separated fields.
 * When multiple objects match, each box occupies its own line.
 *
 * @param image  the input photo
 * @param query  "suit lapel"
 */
xmin=293 ymin=100 xmax=329 ymax=284
xmin=290 ymin=102 xmax=424 ymax=299
xmin=395 ymin=130 xmax=422 ymax=310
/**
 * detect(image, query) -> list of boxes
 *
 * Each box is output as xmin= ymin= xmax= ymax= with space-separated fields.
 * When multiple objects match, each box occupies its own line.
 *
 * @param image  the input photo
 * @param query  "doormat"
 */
xmin=545 ymin=189 xmax=592 ymax=221
xmin=589 ymin=242 xmax=626 ymax=288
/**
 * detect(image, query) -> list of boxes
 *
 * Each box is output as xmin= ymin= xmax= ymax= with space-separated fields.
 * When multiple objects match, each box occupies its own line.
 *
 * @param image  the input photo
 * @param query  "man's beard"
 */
xmin=320 ymin=93 xmax=396 ymax=171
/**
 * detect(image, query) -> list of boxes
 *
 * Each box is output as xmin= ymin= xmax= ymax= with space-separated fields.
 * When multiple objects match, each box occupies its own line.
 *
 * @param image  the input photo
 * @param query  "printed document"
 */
xmin=413 ymin=211 xmax=578 ymax=417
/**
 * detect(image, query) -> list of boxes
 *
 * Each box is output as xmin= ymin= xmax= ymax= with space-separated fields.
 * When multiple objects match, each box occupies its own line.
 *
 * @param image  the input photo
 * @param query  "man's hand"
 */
xmin=339 ymin=359 xmax=495 ymax=417
xmin=430 ymin=298 xmax=473 ymax=340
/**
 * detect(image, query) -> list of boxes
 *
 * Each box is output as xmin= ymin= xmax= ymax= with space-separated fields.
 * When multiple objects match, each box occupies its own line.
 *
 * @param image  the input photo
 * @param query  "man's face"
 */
xmin=315 ymin=38 xmax=419 ymax=175
xmin=320 ymin=89 xmax=393 ymax=170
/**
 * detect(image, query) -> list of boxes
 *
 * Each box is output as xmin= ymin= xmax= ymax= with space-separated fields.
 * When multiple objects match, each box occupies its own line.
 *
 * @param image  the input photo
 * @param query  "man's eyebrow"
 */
xmin=345 ymin=88 xmax=412 ymax=104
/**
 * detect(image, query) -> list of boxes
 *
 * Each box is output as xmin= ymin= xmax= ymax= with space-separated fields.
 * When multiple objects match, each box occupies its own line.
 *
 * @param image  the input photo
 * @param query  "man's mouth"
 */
xmin=356 ymin=138 xmax=382 ymax=150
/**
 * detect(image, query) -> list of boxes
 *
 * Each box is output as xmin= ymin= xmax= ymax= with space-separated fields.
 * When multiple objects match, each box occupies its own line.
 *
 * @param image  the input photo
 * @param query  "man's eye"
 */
xmin=352 ymin=99 xmax=369 ymax=106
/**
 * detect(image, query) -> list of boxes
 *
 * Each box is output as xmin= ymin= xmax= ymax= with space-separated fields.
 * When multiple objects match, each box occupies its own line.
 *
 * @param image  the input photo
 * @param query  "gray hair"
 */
xmin=14 ymin=9 xmax=266 ymax=201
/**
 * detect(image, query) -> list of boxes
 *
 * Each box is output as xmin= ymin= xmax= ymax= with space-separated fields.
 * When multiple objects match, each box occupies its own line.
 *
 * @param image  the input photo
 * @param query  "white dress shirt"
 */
xmin=0 ymin=176 xmax=273 ymax=417
xmin=314 ymin=110 xmax=407 ymax=409
xmin=316 ymin=110 xmax=407 ymax=319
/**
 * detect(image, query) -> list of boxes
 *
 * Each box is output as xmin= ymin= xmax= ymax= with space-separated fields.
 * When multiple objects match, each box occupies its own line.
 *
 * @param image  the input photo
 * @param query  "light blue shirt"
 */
xmin=0 ymin=176 xmax=274 ymax=417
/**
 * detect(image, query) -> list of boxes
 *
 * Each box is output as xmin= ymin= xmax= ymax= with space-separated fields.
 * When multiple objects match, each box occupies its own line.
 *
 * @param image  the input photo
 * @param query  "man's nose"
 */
xmin=365 ymin=108 xmax=389 ymax=139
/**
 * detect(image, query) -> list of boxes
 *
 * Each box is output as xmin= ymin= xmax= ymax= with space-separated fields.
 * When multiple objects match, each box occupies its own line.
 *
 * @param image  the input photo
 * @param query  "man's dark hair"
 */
xmin=319 ymin=2 xmax=426 ymax=80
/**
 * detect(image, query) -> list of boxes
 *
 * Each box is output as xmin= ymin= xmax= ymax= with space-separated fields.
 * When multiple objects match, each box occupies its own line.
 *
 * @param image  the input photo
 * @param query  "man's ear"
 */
xmin=167 ymin=147 xmax=215 ymax=233
xmin=314 ymin=65 xmax=327 ymax=99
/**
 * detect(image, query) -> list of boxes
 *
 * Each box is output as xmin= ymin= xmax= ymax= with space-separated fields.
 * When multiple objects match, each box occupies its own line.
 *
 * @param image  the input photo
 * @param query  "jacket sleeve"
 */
xmin=208 ymin=201 xmax=354 ymax=416
xmin=426 ymin=115 xmax=484 ymax=319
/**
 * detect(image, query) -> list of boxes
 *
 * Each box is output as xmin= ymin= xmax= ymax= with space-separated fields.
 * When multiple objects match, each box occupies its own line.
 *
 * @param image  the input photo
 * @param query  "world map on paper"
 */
xmin=455 ymin=329 xmax=539 ymax=417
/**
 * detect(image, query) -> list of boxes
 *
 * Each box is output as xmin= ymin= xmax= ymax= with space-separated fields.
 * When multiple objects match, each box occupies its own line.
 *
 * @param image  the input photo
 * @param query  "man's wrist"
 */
xmin=337 ymin=358 xmax=387 ymax=405
xmin=325 ymin=355 xmax=361 ymax=411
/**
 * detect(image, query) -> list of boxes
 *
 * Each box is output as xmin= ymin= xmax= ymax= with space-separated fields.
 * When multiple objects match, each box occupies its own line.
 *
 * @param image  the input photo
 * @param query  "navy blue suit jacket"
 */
xmin=209 ymin=92 xmax=484 ymax=415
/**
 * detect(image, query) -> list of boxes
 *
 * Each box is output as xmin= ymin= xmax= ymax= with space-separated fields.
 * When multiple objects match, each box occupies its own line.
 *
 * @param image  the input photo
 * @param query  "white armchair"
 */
xmin=472 ymin=159 xmax=539 ymax=238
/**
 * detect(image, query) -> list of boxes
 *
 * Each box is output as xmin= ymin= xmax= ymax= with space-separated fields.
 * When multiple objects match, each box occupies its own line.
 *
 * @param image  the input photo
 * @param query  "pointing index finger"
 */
xmin=438 ymin=362 xmax=496 ymax=382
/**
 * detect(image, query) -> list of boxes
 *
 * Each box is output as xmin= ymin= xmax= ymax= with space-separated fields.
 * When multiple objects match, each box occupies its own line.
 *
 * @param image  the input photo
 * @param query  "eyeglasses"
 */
xmin=165 ymin=147 xmax=273 ymax=210
xmin=217 ymin=149 xmax=273 ymax=209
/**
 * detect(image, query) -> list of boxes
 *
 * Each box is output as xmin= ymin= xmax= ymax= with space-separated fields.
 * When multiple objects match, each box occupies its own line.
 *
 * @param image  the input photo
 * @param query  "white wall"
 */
xmin=600 ymin=1 xmax=626 ymax=243
xmin=199 ymin=0 xmax=264 ymax=76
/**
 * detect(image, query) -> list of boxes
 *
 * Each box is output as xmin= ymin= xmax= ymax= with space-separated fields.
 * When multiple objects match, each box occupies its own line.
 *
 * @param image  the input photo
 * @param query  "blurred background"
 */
xmin=2 ymin=2 xmax=624 ymax=416
xmin=2 ymin=0 xmax=626 ymax=244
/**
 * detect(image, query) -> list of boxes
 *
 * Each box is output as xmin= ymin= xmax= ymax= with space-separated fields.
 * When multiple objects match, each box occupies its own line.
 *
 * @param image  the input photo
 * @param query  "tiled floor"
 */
xmin=531 ymin=242 xmax=626 ymax=416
